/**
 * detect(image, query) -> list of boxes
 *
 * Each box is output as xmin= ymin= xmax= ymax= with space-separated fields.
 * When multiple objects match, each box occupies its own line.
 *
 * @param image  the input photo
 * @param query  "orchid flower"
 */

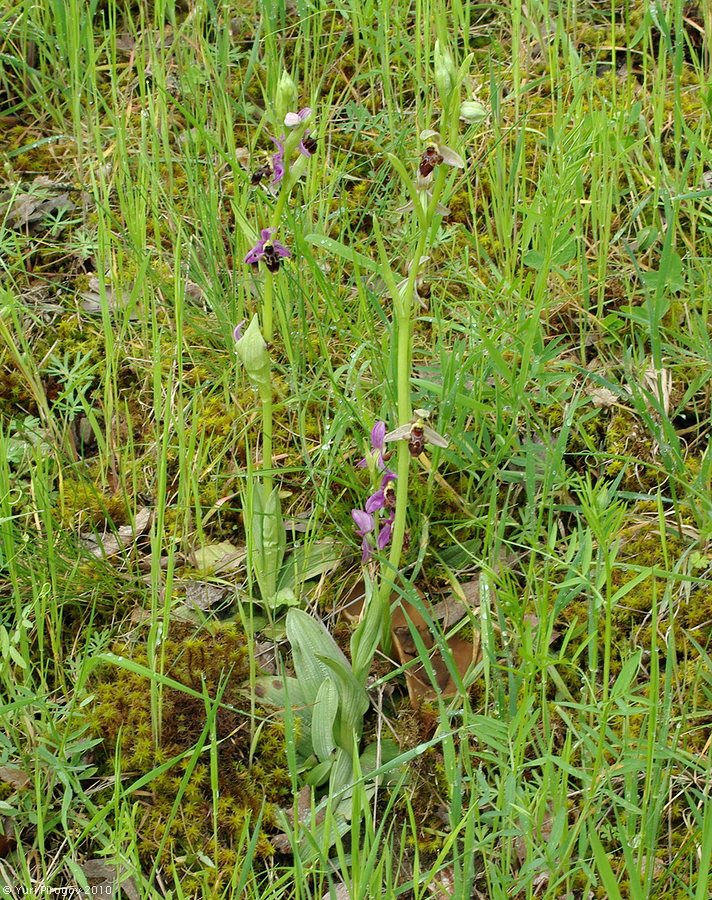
xmin=270 ymin=136 xmax=286 ymax=184
xmin=357 ymin=421 xmax=388 ymax=470
xmin=244 ymin=228 xmax=291 ymax=273
xmin=351 ymin=509 xmax=375 ymax=562
xmin=365 ymin=471 xmax=397 ymax=514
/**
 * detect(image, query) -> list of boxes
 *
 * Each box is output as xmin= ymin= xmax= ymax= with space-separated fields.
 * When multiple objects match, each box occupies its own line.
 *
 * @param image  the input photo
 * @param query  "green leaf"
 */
xmin=318 ymin=655 xmax=369 ymax=747
xmin=350 ymin=575 xmax=382 ymax=683
xmin=254 ymin=674 xmax=314 ymax=760
xmin=286 ymin=608 xmax=351 ymax=705
xmin=299 ymin=808 xmax=350 ymax=862
xmin=278 ymin=539 xmax=342 ymax=592
xmin=249 ymin=484 xmax=285 ymax=605
xmin=611 ymin=650 xmax=642 ymax=700
xmin=640 ymin=249 xmax=684 ymax=293
xmin=311 ymin=679 xmax=338 ymax=762
xmin=589 ymin=828 xmax=624 ymax=899
xmin=303 ymin=758 xmax=332 ymax=787
xmin=359 ymin=739 xmax=401 ymax=777
xmin=385 ymin=152 xmax=427 ymax=230
xmin=254 ymin=674 xmax=308 ymax=710
xmin=271 ymin=587 xmax=300 ymax=608
xmin=304 ymin=234 xmax=382 ymax=275
xmin=329 ymin=747 xmax=354 ymax=795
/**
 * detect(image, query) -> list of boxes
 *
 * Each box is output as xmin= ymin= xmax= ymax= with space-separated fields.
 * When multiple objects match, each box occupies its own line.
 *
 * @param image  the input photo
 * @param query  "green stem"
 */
xmin=262 ymin=160 xmax=292 ymax=344
xmin=261 ymin=387 xmax=273 ymax=497
xmin=263 ymin=270 xmax=274 ymax=344
xmin=377 ymin=227 xmax=432 ymax=642
xmin=387 ymin=316 xmax=414 ymax=564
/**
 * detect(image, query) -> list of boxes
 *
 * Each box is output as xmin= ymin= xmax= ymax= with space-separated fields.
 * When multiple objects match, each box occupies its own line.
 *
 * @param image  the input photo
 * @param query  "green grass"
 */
xmin=1 ymin=0 xmax=711 ymax=897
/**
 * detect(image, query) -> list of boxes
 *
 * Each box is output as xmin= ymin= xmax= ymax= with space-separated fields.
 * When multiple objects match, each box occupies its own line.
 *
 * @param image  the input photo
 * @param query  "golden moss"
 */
xmin=60 ymin=476 xmax=129 ymax=529
xmin=90 ymin=621 xmax=290 ymax=880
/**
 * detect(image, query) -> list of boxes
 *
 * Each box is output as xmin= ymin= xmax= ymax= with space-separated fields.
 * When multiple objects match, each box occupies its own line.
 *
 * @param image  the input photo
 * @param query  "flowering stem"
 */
xmin=262 ymin=389 xmax=273 ymax=496
xmin=261 ymin=164 xmax=291 ymax=345
xmin=377 ymin=166 xmax=446 ymax=642
xmin=263 ymin=270 xmax=274 ymax=345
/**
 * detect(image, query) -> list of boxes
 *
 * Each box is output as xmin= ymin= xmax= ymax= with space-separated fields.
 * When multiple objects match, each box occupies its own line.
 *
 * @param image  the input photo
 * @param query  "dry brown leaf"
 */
xmin=79 ymin=274 xmax=134 ymax=316
xmin=392 ymin=601 xmax=480 ymax=705
xmin=189 ymin=540 xmax=246 ymax=575
xmin=271 ymin=833 xmax=292 ymax=853
xmin=114 ymin=32 xmax=136 ymax=53
xmin=430 ymin=595 xmax=467 ymax=629
xmin=80 ymin=859 xmax=139 ymax=900
xmin=283 ymin=785 xmax=312 ymax=827
xmin=322 ymin=886 xmax=350 ymax=900
xmin=181 ymin=580 xmax=230 ymax=612
xmin=587 ymin=386 xmax=619 ymax=408
xmin=81 ymin=507 xmax=151 ymax=558
xmin=340 ymin=580 xmax=481 ymax=703
xmin=427 ymin=865 xmax=456 ymax=898
xmin=0 ymin=833 xmax=18 ymax=859
xmin=643 ymin=361 xmax=672 ymax=417
xmin=0 ymin=765 xmax=29 ymax=790
xmin=2 ymin=176 xmax=74 ymax=230
xmin=254 ymin=640 xmax=278 ymax=675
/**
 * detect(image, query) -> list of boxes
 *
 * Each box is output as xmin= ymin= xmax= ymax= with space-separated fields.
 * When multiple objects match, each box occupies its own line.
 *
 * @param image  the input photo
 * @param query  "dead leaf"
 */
xmin=392 ymin=600 xmax=480 ymax=705
xmin=189 ymin=541 xmax=246 ymax=575
xmin=283 ymin=785 xmax=312 ymax=826
xmin=114 ymin=33 xmax=136 ymax=53
xmin=271 ymin=833 xmax=292 ymax=853
xmin=427 ymin=865 xmax=456 ymax=898
xmin=81 ymin=507 xmax=152 ymax=558
xmin=322 ymin=886 xmax=350 ymax=900
xmin=80 ymin=859 xmax=139 ymax=900
xmin=341 ymin=580 xmax=481 ymax=704
xmin=79 ymin=274 xmax=134 ymax=316
xmin=254 ymin=640 xmax=278 ymax=675
xmin=587 ymin=386 xmax=619 ymax=408
xmin=643 ymin=361 xmax=672 ymax=417
xmin=431 ymin=592 xmax=470 ymax=628
xmin=235 ymin=147 xmax=251 ymax=170
xmin=0 ymin=765 xmax=30 ymax=790
xmin=181 ymin=580 xmax=231 ymax=612
xmin=0 ymin=833 xmax=18 ymax=858
xmin=2 ymin=176 xmax=74 ymax=230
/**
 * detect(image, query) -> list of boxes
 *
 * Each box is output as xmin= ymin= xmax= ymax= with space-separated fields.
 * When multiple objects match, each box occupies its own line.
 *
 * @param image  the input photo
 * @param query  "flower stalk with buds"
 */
xmin=247 ymin=71 xmax=316 ymax=342
xmin=365 ymin=41 xmax=477 ymax=643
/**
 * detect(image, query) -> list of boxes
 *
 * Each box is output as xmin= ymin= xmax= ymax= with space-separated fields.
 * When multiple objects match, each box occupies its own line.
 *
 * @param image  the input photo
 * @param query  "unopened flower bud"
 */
xmin=275 ymin=71 xmax=298 ymax=127
xmin=434 ymin=41 xmax=457 ymax=99
xmin=460 ymin=99 xmax=488 ymax=125
xmin=234 ymin=315 xmax=271 ymax=398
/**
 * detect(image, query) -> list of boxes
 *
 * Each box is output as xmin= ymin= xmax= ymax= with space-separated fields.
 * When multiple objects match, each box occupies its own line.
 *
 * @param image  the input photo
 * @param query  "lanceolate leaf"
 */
xmin=311 ymin=679 xmax=338 ymax=762
xmin=319 ymin=654 xmax=368 ymax=747
xmin=304 ymin=233 xmax=382 ymax=275
xmin=286 ymin=608 xmax=351 ymax=705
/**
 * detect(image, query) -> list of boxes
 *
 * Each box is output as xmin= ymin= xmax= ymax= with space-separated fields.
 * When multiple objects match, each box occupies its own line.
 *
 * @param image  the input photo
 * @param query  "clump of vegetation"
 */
xmin=91 ymin=622 xmax=291 ymax=888
xmin=1 ymin=0 xmax=710 ymax=895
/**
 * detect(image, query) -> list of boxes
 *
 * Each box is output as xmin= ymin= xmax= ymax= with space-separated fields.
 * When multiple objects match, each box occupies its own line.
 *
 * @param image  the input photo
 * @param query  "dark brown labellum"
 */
xmin=251 ymin=164 xmax=271 ymax=185
xmin=408 ymin=425 xmax=425 ymax=457
xmin=263 ymin=245 xmax=282 ymax=272
xmin=419 ymin=146 xmax=444 ymax=178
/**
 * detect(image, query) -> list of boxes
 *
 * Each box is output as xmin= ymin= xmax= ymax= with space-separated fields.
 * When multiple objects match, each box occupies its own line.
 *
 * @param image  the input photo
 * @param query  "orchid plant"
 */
xmin=350 ymin=41 xmax=482 ymax=647
xmin=234 ymin=72 xmax=317 ymax=611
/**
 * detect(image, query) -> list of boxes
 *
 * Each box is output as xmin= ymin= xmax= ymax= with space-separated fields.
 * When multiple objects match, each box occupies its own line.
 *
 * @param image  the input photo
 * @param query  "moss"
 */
xmin=197 ymin=397 xmax=236 ymax=439
xmin=90 ymin=621 xmax=290 ymax=880
xmin=0 ymin=126 xmax=76 ymax=175
xmin=60 ymin=475 xmax=129 ymax=529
